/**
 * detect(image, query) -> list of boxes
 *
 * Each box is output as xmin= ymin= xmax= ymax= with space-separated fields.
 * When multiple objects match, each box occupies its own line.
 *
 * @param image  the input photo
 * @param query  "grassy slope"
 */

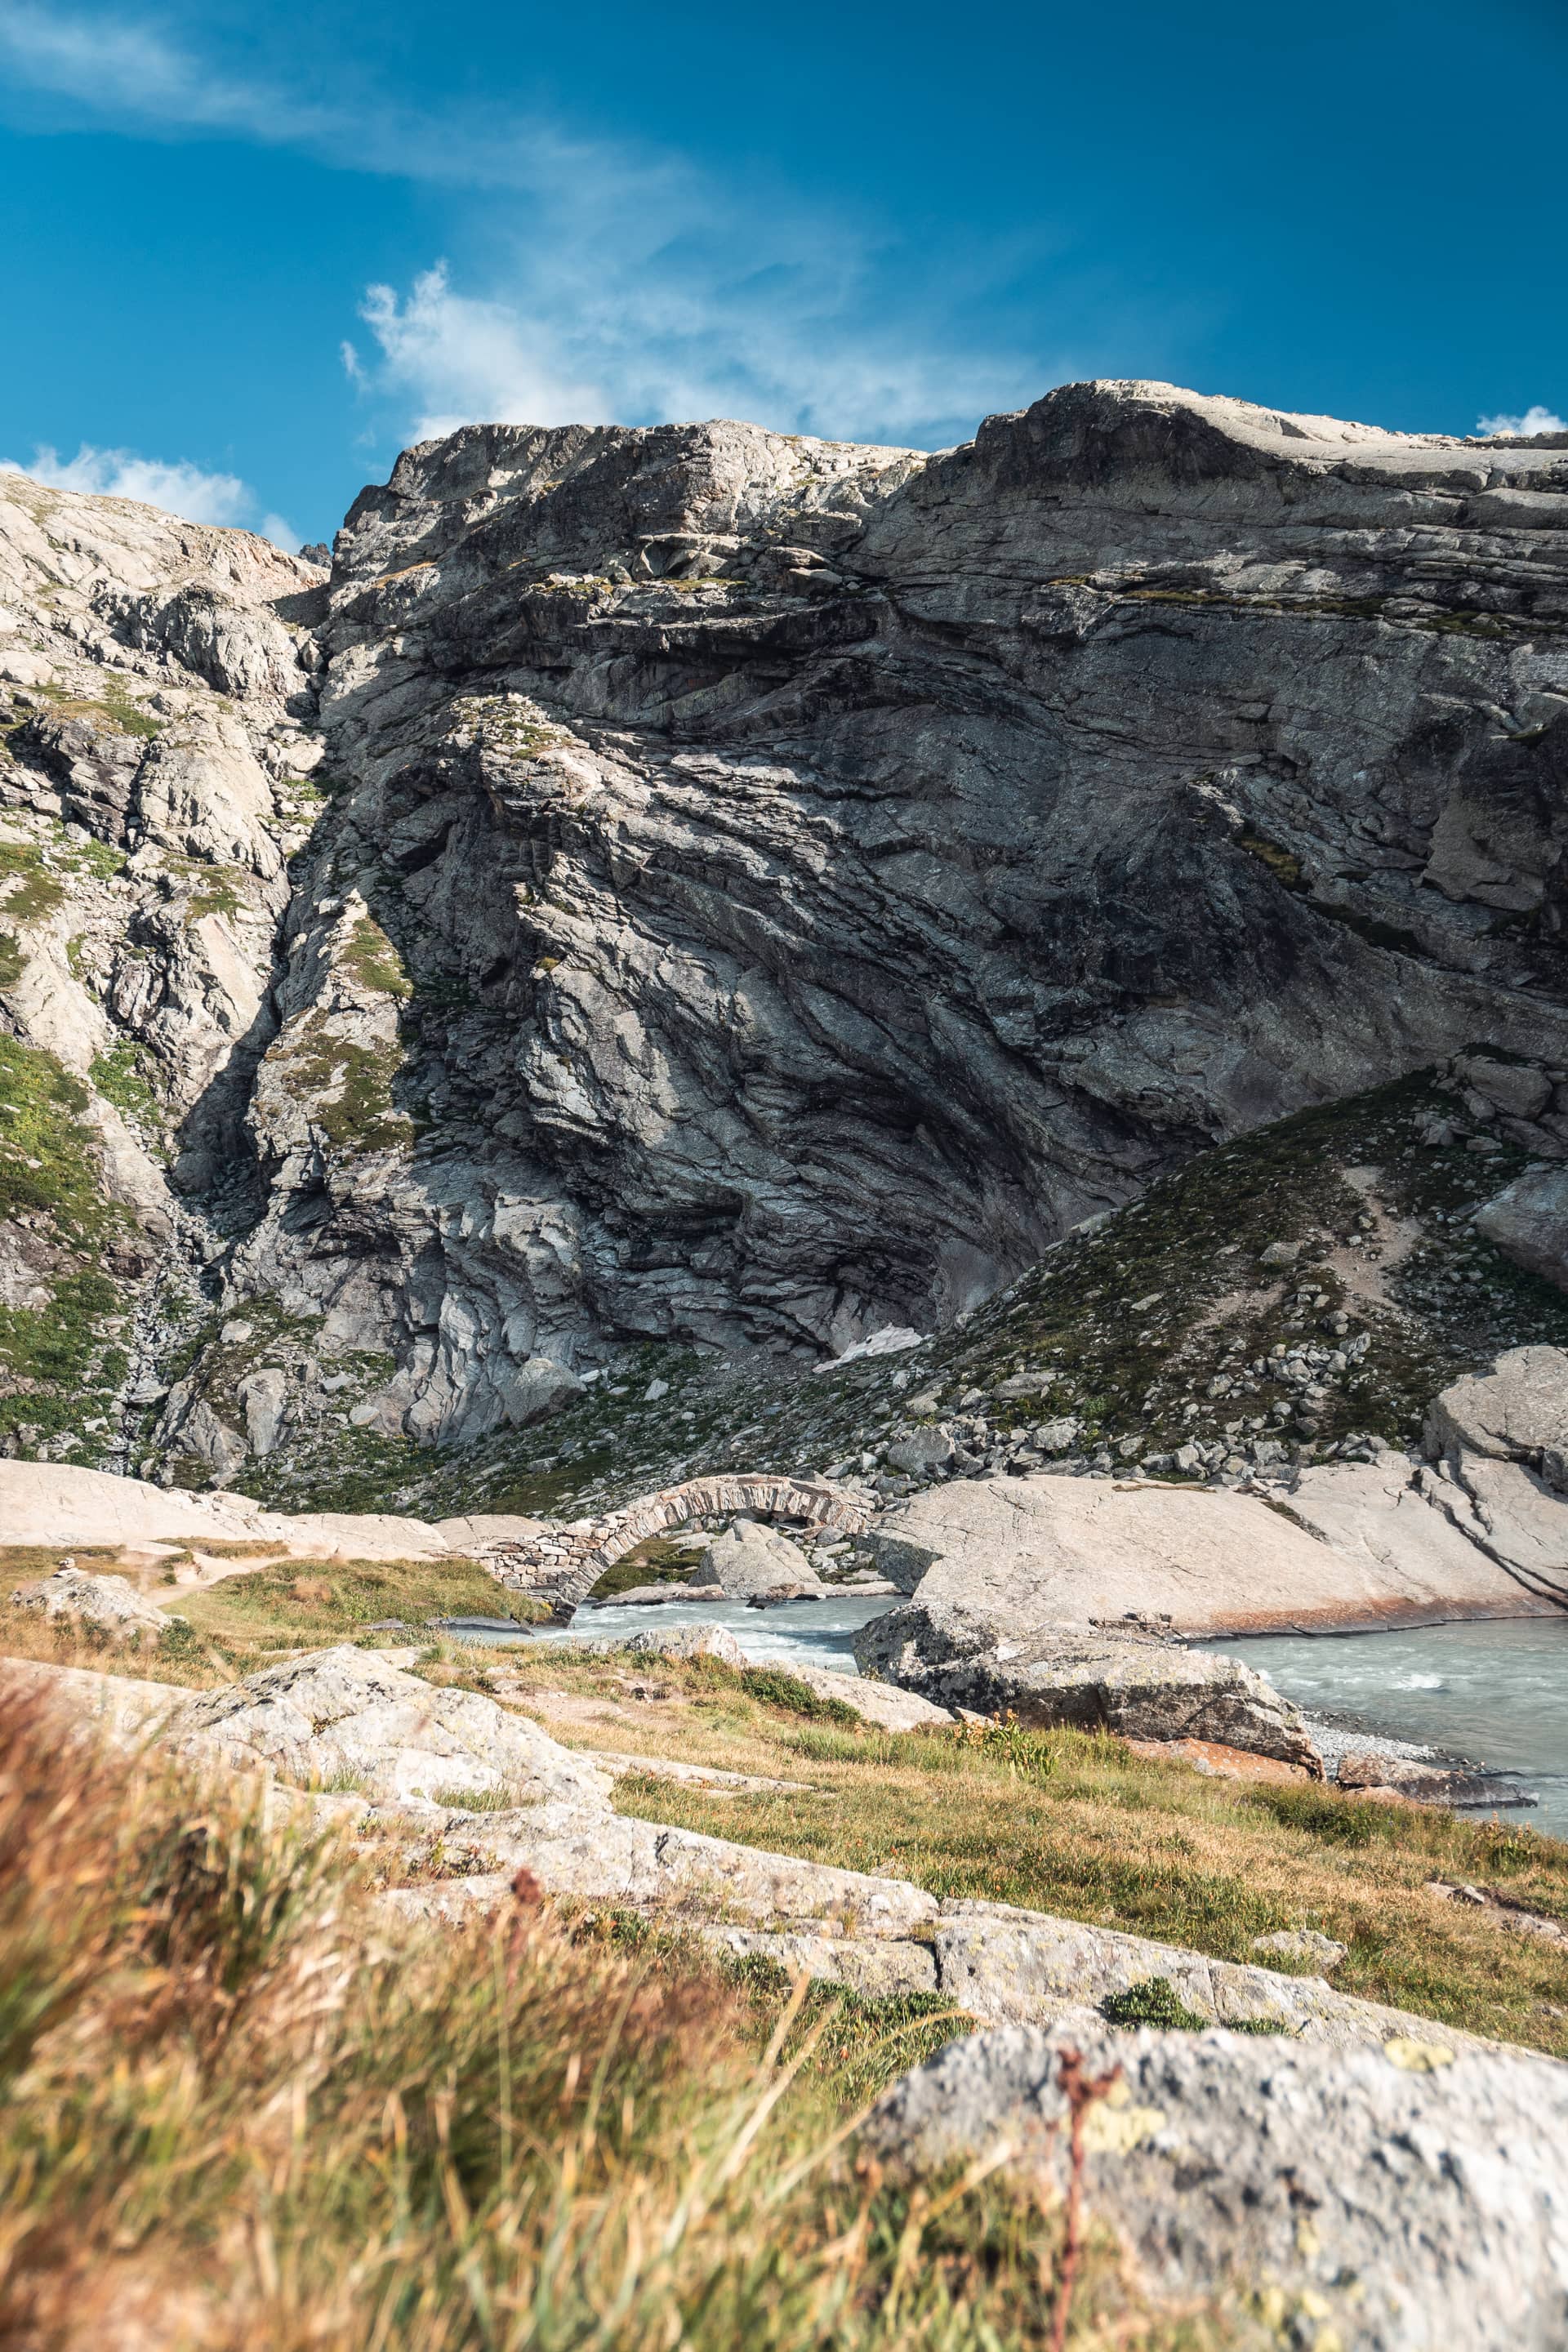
xmin=5 ymin=1568 xmax=1563 ymax=2056
xmin=0 ymin=1692 xmax=1252 ymax=2350
xmin=0 ymin=1545 xmax=550 ymax=1685
xmin=423 ymin=1642 xmax=1568 ymax=2060
xmin=0 ymin=1034 xmax=138 ymax=1465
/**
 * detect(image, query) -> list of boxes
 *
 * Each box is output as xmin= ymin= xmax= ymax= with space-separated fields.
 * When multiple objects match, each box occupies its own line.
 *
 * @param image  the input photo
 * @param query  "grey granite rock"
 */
xmin=1475 ymin=1166 xmax=1568 ymax=1293
xmin=8 ymin=1565 xmax=167 ymax=1641
xmin=1426 ymin=1344 xmax=1568 ymax=1467
xmin=1250 ymin=1927 xmax=1348 ymax=1967
xmin=855 ymin=1606 xmax=1321 ymax=1767
xmin=170 ymin=1644 xmax=612 ymax=1810
xmin=588 ymin=1623 xmax=749 ymax=1665
xmin=866 ymin=2023 xmax=1568 ymax=2350
xmin=698 ymin=1518 xmax=825 ymax=1599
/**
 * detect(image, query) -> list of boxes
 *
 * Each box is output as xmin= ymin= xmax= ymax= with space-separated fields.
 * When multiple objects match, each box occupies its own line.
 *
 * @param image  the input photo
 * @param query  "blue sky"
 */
xmin=1 ymin=0 xmax=1564 ymax=550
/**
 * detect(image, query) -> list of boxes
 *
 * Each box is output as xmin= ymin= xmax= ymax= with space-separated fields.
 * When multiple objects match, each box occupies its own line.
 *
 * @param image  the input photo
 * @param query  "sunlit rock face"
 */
xmin=5 ymin=381 xmax=1568 ymax=1464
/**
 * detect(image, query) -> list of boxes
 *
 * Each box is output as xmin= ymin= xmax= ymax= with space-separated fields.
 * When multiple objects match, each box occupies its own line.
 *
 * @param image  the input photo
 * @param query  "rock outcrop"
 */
xmin=1476 ymin=1166 xmax=1568 ymax=1293
xmin=250 ymin=382 xmax=1568 ymax=1422
xmin=171 ymin=1645 xmax=612 ymax=1810
xmin=860 ymin=1468 xmax=1538 ymax=1631
xmin=855 ymin=1602 xmax=1321 ymax=1767
xmin=7 ymin=384 xmax=1568 ymax=1487
xmin=866 ymin=2023 xmax=1568 ymax=2352
xmin=8 ymin=1562 xmax=168 ymax=1640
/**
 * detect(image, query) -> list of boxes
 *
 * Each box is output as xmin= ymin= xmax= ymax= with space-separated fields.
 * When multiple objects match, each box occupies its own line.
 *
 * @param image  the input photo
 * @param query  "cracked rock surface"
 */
xmin=7 ymin=379 xmax=1568 ymax=1493
xmin=866 ymin=2021 xmax=1568 ymax=2352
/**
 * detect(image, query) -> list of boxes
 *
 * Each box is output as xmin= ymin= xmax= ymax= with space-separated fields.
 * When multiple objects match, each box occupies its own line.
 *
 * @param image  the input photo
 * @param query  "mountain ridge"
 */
xmin=2 ymin=376 xmax=1566 ymax=1498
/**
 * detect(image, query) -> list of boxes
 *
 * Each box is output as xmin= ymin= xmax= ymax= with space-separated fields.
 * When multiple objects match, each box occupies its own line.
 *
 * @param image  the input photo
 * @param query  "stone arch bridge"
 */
xmin=479 ymin=1472 xmax=871 ymax=1621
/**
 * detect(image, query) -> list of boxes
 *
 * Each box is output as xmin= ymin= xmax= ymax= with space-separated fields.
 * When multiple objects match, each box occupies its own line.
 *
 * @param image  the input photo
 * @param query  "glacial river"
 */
xmin=1201 ymin=1617 xmax=1568 ymax=1842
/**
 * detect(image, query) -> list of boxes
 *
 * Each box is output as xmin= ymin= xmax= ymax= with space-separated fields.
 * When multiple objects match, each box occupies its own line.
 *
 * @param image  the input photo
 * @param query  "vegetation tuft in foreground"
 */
xmin=0 ymin=1700 xmax=1249 ymax=2350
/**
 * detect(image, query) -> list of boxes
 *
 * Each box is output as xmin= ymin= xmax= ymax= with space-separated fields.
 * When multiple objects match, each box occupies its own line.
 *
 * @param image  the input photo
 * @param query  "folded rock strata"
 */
xmin=9 ymin=381 xmax=1568 ymax=1466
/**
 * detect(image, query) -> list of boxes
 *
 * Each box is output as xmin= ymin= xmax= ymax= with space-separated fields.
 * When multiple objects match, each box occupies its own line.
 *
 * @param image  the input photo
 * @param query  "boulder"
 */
xmin=1251 ymin=1927 xmax=1348 ymax=1967
xmin=773 ymin=1658 xmax=957 ymax=1730
xmin=1474 ymin=1166 xmax=1568 ymax=1293
xmin=590 ymin=1624 xmax=749 ymax=1666
xmin=698 ymin=1517 xmax=825 ymax=1600
xmin=169 ymin=1646 xmax=612 ymax=1811
xmin=237 ymin=1366 xmax=290 ymax=1456
xmin=854 ymin=1606 xmax=1320 ymax=1769
xmin=1424 ymin=1345 xmax=1568 ymax=1470
xmin=8 ymin=1566 xmax=168 ymax=1643
xmin=866 ymin=2024 xmax=1568 ymax=2351
xmin=884 ymin=1427 xmax=956 ymax=1478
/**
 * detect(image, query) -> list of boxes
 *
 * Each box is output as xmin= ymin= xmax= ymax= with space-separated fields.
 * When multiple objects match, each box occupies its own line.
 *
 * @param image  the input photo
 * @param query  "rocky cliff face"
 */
xmin=3 ymin=380 xmax=1567 ymax=1494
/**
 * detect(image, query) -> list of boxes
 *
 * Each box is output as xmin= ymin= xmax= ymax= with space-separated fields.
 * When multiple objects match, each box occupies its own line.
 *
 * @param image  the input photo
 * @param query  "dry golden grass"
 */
xmin=0 ymin=1697 xmax=1249 ymax=2352
xmin=3 ymin=1583 xmax=1562 ymax=2060
xmin=0 ymin=1551 xmax=548 ymax=1686
xmin=475 ymin=1644 xmax=1568 ymax=2058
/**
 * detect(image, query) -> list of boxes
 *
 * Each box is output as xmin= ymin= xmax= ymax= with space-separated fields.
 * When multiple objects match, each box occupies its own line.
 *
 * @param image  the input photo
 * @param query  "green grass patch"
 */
xmin=89 ymin=1038 xmax=161 ymax=1129
xmin=341 ymin=913 xmax=413 ymax=999
xmin=0 ymin=840 xmax=65 ymax=925
xmin=178 ymin=1554 xmax=546 ymax=1665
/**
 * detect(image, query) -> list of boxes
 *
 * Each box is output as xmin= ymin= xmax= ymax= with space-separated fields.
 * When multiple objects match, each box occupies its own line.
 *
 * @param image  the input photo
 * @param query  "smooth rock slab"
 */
xmin=1424 ymin=1346 xmax=1568 ymax=1470
xmin=929 ymin=1899 xmax=1467 ymax=2051
xmin=694 ymin=1926 xmax=940 ymax=1998
xmin=864 ymin=1468 xmax=1535 ymax=1631
xmin=866 ymin=2023 xmax=1568 ymax=2351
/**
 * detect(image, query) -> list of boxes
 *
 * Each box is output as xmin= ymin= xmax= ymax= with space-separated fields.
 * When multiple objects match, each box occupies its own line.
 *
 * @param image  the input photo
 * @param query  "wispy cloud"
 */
xmin=2 ymin=442 xmax=300 ymax=546
xmin=350 ymin=245 xmax=1044 ymax=451
xmin=0 ymin=2 xmax=1061 ymax=454
xmin=1476 ymin=403 xmax=1566 ymax=438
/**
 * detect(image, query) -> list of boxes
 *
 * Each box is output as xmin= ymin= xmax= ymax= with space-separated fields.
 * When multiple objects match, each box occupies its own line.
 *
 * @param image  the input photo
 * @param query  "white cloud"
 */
xmin=358 ymin=267 xmax=612 ymax=442
xmin=7 ymin=442 xmax=252 ymax=522
xmin=3 ymin=443 xmax=301 ymax=548
xmin=351 ymin=222 xmax=1048 ymax=452
xmin=1476 ymin=404 xmax=1566 ymax=438
xmin=0 ymin=0 xmax=339 ymax=149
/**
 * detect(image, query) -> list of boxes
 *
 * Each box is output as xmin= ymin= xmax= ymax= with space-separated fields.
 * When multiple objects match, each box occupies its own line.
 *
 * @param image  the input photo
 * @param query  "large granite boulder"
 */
xmin=698 ymin=1518 xmax=825 ymax=1600
xmin=854 ymin=1605 xmax=1320 ymax=1769
xmin=8 ymin=1565 xmax=169 ymax=1643
xmin=1424 ymin=1344 xmax=1568 ymax=1472
xmin=1474 ymin=1168 xmax=1568 ymax=1294
xmin=170 ymin=1646 xmax=612 ymax=1810
xmin=866 ymin=2023 xmax=1568 ymax=2351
